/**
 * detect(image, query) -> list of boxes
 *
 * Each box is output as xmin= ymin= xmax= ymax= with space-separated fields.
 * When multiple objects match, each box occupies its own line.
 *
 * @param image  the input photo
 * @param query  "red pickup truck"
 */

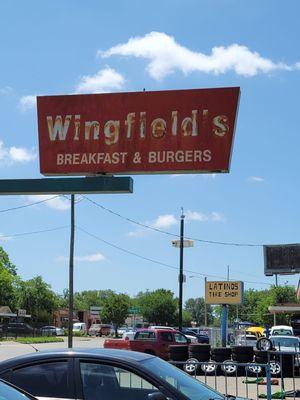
xmin=104 ymin=328 xmax=189 ymax=360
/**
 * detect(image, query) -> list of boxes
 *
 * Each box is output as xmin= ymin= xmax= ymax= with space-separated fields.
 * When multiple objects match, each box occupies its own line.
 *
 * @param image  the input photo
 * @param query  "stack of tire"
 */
xmin=231 ymin=346 xmax=254 ymax=363
xmin=183 ymin=344 xmax=210 ymax=375
xmin=275 ymin=353 xmax=294 ymax=378
xmin=168 ymin=345 xmax=189 ymax=369
xmin=189 ymin=344 xmax=211 ymax=362
xmin=211 ymin=347 xmax=232 ymax=363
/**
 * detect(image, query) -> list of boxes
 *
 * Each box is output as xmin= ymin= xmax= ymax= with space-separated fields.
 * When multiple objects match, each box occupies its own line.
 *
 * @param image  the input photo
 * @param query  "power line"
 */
xmin=0 ymin=226 xmax=68 ymax=239
xmin=76 ymin=225 xmax=271 ymax=286
xmin=0 ymin=195 xmax=60 ymax=213
xmin=83 ymin=196 xmax=262 ymax=247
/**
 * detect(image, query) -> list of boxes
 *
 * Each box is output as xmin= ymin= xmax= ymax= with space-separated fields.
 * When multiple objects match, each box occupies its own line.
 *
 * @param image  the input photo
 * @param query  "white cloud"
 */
xmin=0 ymin=141 xmax=36 ymax=164
xmin=127 ymin=214 xmax=178 ymax=237
xmin=26 ymin=195 xmax=70 ymax=211
xmin=248 ymin=176 xmax=265 ymax=182
xmin=18 ymin=95 xmax=37 ymax=111
xmin=57 ymin=253 xmax=106 ymax=262
xmin=101 ymin=31 xmax=295 ymax=80
xmin=75 ymin=67 xmax=125 ymax=93
xmin=9 ymin=147 xmax=36 ymax=162
xmin=185 ymin=210 xmax=225 ymax=222
xmin=0 ymin=86 xmax=13 ymax=95
xmin=152 ymin=214 xmax=178 ymax=229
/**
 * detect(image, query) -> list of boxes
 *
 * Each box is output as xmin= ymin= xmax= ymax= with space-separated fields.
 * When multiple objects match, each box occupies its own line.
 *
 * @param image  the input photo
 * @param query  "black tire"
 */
xmin=246 ymin=364 xmax=263 ymax=376
xmin=211 ymin=347 xmax=232 ymax=363
xmin=188 ymin=351 xmax=210 ymax=362
xmin=232 ymin=354 xmax=254 ymax=363
xmin=189 ymin=344 xmax=210 ymax=352
xmin=211 ymin=347 xmax=232 ymax=356
xmin=169 ymin=352 xmax=188 ymax=361
xmin=183 ymin=358 xmax=199 ymax=375
xmin=221 ymin=360 xmax=238 ymax=376
xmin=256 ymin=337 xmax=273 ymax=351
xmin=231 ymin=346 xmax=254 ymax=355
xmin=168 ymin=345 xmax=189 ymax=354
xmin=200 ymin=361 xmax=218 ymax=376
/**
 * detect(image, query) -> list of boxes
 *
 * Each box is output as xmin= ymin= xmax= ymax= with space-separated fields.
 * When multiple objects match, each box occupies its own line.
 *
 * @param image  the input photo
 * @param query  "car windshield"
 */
xmin=272 ymin=329 xmax=292 ymax=336
xmin=141 ymin=357 xmax=224 ymax=400
xmin=271 ymin=337 xmax=300 ymax=348
xmin=0 ymin=380 xmax=33 ymax=399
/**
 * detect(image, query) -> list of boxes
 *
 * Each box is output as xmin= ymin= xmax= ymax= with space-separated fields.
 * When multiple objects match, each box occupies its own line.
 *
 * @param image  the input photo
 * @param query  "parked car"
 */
xmin=0 ymin=348 xmax=227 ymax=400
xmin=237 ymin=333 xmax=257 ymax=347
xmin=104 ymin=328 xmax=191 ymax=360
xmin=270 ymin=325 xmax=294 ymax=336
xmin=0 ymin=322 xmax=33 ymax=336
xmin=88 ymin=323 xmax=101 ymax=336
xmin=72 ymin=322 xmax=87 ymax=334
xmin=270 ymin=335 xmax=300 ymax=359
xmin=0 ymin=379 xmax=38 ymax=400
xmin=117 ymin=325 xmax=129 ymax=336
xmin=181 ymin=328 xmax=210 ymax=344
xmin=40 ymin=326 xmax=64 ymax=336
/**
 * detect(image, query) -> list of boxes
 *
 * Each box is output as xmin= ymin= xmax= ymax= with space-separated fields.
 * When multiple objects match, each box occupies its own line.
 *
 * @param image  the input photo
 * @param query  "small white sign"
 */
xmin=172 ymin=240 xmax=194 ymax=248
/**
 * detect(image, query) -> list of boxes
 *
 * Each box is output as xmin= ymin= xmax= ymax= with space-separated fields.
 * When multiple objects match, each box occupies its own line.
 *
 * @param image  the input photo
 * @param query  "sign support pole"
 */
xmin=221 ymin=304 xmax=227 ymax=347
xmin=178 ymin=208 xmax=185 ymax=332
xmin=68 ymin=194 xmax=75 ymax=348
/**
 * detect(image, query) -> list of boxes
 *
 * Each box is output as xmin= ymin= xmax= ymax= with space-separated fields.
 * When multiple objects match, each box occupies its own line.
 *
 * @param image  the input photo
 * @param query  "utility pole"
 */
xmin=68 ymin=194 xmax=75 ymax=348
xmin=178 ymin=208 xmax=185 ymax=332
xmin=204 ymin=277 xmax=208 ymax=326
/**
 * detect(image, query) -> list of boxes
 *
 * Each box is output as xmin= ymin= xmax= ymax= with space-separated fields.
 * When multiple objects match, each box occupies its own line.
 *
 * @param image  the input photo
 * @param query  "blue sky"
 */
xmin=0 ymin=0 xmax=299 ymax=302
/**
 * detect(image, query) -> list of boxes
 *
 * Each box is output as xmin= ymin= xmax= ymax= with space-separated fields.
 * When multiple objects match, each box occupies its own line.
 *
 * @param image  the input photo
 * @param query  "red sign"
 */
xmin=37 ymin=87 xmax=240 ymax=176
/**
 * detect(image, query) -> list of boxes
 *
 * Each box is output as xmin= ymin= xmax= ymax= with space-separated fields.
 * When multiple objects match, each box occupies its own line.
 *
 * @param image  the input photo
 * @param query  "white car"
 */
xmin=237 ymin=333 xmax=257 ymax=347
xmin=40 ymin=325 xmax=64 ymax=336
xmin=73 ymin=322 xmax=87 ymax=334
xmin=270 ymin=325 xmax=294 ymax=336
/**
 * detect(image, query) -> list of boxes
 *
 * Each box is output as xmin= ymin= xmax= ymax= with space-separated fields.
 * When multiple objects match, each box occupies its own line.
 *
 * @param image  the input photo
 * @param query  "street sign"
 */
xmin=90 ymin=306 xmax=101 ymax=316
xmin=172 ymin=240 xmax=194 ymax=248
xmin=264 ymin=244 xmax=300 ymax=276
xmin=0 ymin=176 xmax=133 ymax=195
xmin=205 ymin=281 xmax=244 ymax=305
xmin=128 ymin=307 xmax=141 ymax=314
xmin=37 ymin=87 xmax=240 ymax=176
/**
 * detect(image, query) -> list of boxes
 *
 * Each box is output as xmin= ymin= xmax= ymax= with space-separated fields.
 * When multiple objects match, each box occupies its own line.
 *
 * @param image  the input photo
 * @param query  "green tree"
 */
xmin=137 ymin=289 xmax=177 ymax=325
xmin=185 ymin=297 xmax=213 ymax=326
xmin=0 ymin=247 xmax=17 ymax=276
xmin=101 ymin=292 xmax=130 ymax=336
xmin=16 ymin=276 xmax=59 ymax=324
xmin=0 ymin=265 xmax=17 ymax=309
xmin=182 ymin=309 xmax=192 ymax=327
xmin=73 ymin=289 xmax=114 ymax=310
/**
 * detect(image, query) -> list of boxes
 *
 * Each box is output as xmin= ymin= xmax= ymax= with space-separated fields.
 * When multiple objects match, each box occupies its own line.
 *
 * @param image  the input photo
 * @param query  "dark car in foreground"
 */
xmin=0 ymin=379 xmax=37 ymax=399
xmin=0 ymin=348 xmax=227 ymax=400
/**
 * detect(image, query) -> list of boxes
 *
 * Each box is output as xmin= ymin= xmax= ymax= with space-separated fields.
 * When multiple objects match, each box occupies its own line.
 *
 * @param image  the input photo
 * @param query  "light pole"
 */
xmin=172 ymin=212 xmax=194 ymax=332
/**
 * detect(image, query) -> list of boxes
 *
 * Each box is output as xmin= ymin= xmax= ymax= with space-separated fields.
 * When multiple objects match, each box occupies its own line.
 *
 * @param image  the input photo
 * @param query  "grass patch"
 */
xmin=15 ymin=337 xmax=64 ymax=344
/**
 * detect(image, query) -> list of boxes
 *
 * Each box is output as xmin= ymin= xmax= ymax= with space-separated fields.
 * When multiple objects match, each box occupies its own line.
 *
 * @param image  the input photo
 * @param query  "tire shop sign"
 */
xmin=205 ymin=281 xmax=244 ymax=305
xmin=37 ymin=87 xmax=240 ymax=176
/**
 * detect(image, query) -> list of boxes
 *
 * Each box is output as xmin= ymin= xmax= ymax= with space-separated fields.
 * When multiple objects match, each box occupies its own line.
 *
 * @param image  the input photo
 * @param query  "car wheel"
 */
xmin=269 ymin=361 xmax=281 ymax=377
xmin=221 ymin=360 xmax=237 ymax=375
xmin=256 ymin=338 xmax=273 ymax=351
xmin=246 ymin=364 xmax=263 ymax=376
xmin=200 ymin=361 xmax=217 ymax=375
xmin=183 ymin=358 xmax=199 ymax=375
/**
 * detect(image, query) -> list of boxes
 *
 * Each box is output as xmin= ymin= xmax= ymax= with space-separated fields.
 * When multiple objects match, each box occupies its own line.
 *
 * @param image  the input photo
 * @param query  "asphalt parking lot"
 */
xmin=0 ymin=337 xmax=297 ymax=399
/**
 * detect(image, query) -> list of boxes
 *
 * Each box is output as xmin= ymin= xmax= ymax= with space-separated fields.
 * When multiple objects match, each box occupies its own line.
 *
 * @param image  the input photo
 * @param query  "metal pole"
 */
xmin=275 ymin=274 xmax=278 ymax=287
xmin=221 ymin=304 xmax=228 ymax=347
xmin=178 ymin=208 xmax=185 ymax=331
xmin=204 ymin=277 xmax=208 ymax=326
xmin=68 ymin=194 xmax=75 ymax=348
